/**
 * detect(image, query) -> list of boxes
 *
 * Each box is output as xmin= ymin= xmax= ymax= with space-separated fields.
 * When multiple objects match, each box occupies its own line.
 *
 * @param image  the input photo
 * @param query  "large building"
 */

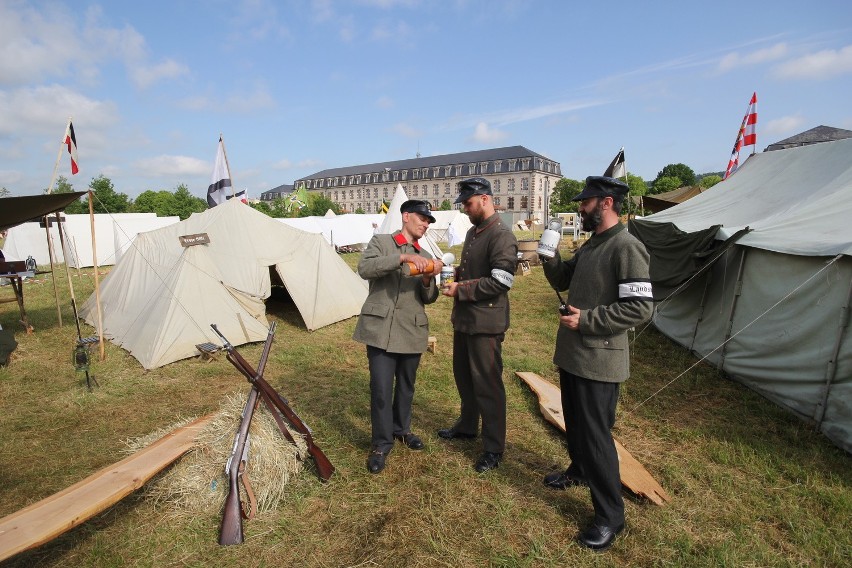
xmin=284 ymin=146 xmax=561 ymax=222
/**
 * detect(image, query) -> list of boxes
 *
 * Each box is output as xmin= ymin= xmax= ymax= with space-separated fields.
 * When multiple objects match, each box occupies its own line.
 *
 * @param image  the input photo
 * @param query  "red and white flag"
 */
xmin=65 ymin=122 xmax=79 ymax=175
xmin=724 ymin=92 xmax=757 ymax=179
xmin=207 ymin=136 xmax=232 ymax=208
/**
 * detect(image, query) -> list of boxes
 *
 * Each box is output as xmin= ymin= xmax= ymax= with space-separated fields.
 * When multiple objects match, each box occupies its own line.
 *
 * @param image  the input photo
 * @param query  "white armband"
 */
xmin=618 ymin=279 xmax=653 ymax=301
xmin=491 ymin=268 xmax=515 ymax=289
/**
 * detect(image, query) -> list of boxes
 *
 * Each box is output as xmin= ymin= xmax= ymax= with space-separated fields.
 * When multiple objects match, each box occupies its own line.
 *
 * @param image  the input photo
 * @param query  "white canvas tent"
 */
xmin=79 ymin=200 xmax=368 ymax=369
xmin=426 ymin=210 xmax=472 ymax=247
xmin=2 ymin=213 xmax=175 ymax=268
xmin=378 ymin=184 xmax=444 ymax=258
xmin=630 ymin=137 xmax=852 ymax=453
xmin=281 ymin=214 xmax=384 ymax=249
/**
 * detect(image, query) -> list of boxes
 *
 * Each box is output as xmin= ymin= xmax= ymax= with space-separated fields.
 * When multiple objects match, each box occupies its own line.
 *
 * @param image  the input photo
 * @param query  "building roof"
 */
xmin=298 ymin=145 xmax=555 ymax=180
xmin=764 ymin=125 xmax=852 ymax=152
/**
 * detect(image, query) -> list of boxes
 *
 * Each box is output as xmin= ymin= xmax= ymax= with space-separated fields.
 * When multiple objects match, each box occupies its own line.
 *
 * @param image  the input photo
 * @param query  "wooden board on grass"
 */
xmin=516 ymin=371 xmax=671 ymax=506
xmin=0 ymin=414 xmax=213 ymax=561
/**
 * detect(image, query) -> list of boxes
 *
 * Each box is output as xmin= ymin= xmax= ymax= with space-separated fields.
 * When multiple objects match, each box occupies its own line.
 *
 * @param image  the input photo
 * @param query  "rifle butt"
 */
xmin=218 ymin=480 xmax=244 ymax=546
xmin=308 ymin=446 xmax=335 ymax=481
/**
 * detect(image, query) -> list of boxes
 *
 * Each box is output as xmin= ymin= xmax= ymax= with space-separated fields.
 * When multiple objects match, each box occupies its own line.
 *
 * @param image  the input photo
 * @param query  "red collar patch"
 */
xmin=393 ymin=232 xmax=421 ymax=251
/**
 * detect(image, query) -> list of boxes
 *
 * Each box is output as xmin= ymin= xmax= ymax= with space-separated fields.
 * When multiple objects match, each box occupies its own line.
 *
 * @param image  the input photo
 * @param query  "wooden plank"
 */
xmin=0 ymin=414 xmax=213 ymax=561
xmin=515 ymin=371 xmax=671 ymax=506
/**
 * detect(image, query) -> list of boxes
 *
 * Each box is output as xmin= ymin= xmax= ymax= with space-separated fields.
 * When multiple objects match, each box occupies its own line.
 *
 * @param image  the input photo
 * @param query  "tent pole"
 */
xmin=689 ymin=262 xmax=716 ymax=352
xmin=814 ymin=264 xmax=852 ymax=427
xmin=719 ymin=248 xmax=748 ymax=370
xmin=44 ymin=217 xmax=63 ymax=327
xmin=88 ymin=191 xmax=105 ymax=360
xmin=55 ymin=212 xmax=77 ymax=319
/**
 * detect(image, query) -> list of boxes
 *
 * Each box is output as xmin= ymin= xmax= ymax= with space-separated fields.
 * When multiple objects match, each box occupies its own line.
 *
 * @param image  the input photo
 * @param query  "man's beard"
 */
xmin=580 ymin=200 xmax=604 ymax=232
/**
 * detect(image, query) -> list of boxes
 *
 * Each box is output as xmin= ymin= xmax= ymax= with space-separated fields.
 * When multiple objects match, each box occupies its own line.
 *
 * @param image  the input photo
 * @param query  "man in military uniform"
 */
xmin=353 ymin=200 xmax=443 ymax=474
xmin=439 ymin=178 xmax=518 ymax=473
xmin=541 ymin=176 xmax=653 ymax=550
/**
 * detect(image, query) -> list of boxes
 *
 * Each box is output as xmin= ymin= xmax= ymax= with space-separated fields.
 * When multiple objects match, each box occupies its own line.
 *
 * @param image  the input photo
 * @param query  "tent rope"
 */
xmin=628 ymin=254 xmax=843 ymax=412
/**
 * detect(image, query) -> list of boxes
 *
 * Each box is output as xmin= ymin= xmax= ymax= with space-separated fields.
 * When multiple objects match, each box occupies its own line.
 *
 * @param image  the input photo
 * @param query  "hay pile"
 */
xmin=127 ymin=391 xmax=308 ymax=515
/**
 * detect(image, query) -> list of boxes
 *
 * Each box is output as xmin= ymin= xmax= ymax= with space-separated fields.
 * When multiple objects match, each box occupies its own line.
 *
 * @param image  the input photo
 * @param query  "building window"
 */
xmin=468 ymin=163 xmax=476 ymax=175
xmin=455 ymin=165 xmax=463 ymax=176
xmin=507 ymin=197 xmax=515 ymax=210
xmin=508 ymin=160 xmax=517 ymax=172
xmin=494 ymin=197 xmax=501 ymax=206
xmin=521 ymin=158 xmax=530 ymax=169
xmin=392 ymin=171 xmax=398 ymax=181
xmin=435 ymin=183 xmax=441 ymax=195
xmin=508 ymin=178 xmax=515 ymax=191
xmin=306 ymin=180 xmax=312 ymax=189
xmin=432 ymin=167 xmax=440 ymax=178
xmin=422 ymin=168 xmax=428 ymax=178
xmin=411 ymin=186 xmax=418 ymax=197
xmin=494 ymin=179 xmax=501 ymax=192
xmin=334 ymin=191 xmax=339 ymax=200
xmin=522 ymin=178 xmax=529 ymax=191
xmin=538 ymin=196 xmax=542 ymax=209
xmin=383 ymin=188 xmax=389 ymax=198
xmin=444 ymin=166 xmax=452 ymax=176
xmin=349 ymin=190 xmax=354 ymax=199
xmin=494 ymin=160 xmax=502 ymax=173
xmin=479 ymin=161 xmax=489 ymax=174
xmin=357 ymin=189 xmax=362 ymax=199
xmin=442 ymin=183 xmax=448 ymax=196
xmin=412 ymin=169 xmax=419 ymax=180
xmin=401 ymin=170 xmax=407 ymax=180
xmin=521 ymin=196 xmax=528 ymax=209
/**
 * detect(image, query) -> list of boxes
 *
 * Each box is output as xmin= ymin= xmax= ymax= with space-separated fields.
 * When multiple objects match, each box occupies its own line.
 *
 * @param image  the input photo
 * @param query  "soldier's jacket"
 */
xmin=352 ymin=231 xmax=439 ymax=354
xmin=542 ymin=222 xmax=653 ymax=383
xmin=452 ymin=213 xmax=518 ymax=334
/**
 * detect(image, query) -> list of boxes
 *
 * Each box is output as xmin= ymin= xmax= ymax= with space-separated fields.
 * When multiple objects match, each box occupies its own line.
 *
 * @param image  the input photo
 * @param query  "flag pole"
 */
xmin=220 ymin=133 xmax=235 ymax=198
xmin=46 ymin=118 xmax=72 ymax=195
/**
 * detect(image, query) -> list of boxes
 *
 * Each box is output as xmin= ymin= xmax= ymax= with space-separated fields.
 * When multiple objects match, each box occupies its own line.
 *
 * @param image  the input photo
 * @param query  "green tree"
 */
xmin=171 ymin=184 xmax=207 ymax=219
xmin=652 ymin=176 xmax=682 ymax=195
xmin=0 ymin=187 xmax=10 ymax=197
xmin=699 ymin=174 xmax=722 ymax=189
xmin=133 ymin=190 xmax=174 ymax=215
xmin=654 ymin=163 xmax=695 ymax=188
xmin=439 ymin=199 xmax=453 ymax=211
xmin=70 ymin=175 xmax=130 ymax=214
xmin=298 ymin=193 xmax=341 ymax=217
xmin=549 ymin=178 xmax=583 ymax=213
xmin=248 ymin=201 xmax=273 ymax=216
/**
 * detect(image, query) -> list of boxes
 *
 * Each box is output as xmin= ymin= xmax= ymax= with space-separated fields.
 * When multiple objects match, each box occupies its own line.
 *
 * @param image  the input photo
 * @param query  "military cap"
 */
xmin=572 ymin=176 xmax=630 ymax=202
xmin=454 ymin=177 xmax=493 ymax=204
xmin=400 ymin=199 xmax=436 ymax=223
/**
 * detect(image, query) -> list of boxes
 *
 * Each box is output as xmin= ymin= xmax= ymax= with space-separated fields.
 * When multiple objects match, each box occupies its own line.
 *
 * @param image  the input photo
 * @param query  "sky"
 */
xmin=1 ymin=0 xmax=851 ymax=200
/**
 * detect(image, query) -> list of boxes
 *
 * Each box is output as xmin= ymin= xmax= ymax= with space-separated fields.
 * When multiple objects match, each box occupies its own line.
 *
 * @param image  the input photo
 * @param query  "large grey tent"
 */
xmin=630 ymin=137 xmax=852 ymax=453
xmin=79 ymin=199 xmax=368 ymax=369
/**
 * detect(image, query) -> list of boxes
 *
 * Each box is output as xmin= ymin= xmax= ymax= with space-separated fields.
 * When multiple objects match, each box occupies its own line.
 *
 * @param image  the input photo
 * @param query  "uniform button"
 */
xmin=488 ymin=303 xmax=493 ymax=307
xmin=604 ymin=340 xmax=610 ymax=346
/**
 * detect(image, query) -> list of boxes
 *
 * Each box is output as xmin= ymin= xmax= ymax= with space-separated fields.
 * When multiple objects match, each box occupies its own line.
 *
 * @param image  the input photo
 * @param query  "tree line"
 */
xmin=549 ymin=163 xmax=723 ymax=214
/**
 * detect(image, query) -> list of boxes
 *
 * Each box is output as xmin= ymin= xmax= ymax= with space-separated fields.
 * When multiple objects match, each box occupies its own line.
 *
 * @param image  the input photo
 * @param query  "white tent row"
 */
xmin=278 ymin=213 xmax=384 ymax=248
xmin=630 ymin=136 xmax=852 ymax=453
xmin=2 ymin=213 xmax=179 ymax=268
xmin=79 ymin=199 xmax=367 ymax=369
xmin=425 ymin=210 xmax=472 ymax=247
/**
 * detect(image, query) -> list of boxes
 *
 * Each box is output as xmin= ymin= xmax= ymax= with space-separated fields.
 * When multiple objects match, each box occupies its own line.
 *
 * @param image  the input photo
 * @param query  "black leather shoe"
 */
xmin=474 ymin=451 xmax=502 ymax=473
xmin=367 ymin=449 xmax=387 ymax=474
xmin=437 ymin=428 xmax=477 ymax=440
xmin=577 ymin=523 xmax=624 ymax=551
xmin=394 ymin=432 xmax=424 ymax=450
xmin=543 ymin=468 xmax=586 ymax=490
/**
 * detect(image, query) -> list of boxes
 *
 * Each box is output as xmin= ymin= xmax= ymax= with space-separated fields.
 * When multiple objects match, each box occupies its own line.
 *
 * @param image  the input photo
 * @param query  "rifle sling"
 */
xmin=237 ymin=460 xmax=257 ymax=520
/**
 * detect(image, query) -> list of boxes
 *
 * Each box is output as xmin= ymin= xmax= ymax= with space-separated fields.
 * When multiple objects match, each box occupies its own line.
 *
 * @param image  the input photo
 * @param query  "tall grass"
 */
xmin=0 ymin=241 xmax=849 ymax=567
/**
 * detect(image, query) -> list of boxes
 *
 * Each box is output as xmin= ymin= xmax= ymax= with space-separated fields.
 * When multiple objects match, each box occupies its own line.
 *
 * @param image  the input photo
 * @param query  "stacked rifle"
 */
xmin=211 ymin=323 xmax=334 ymax=546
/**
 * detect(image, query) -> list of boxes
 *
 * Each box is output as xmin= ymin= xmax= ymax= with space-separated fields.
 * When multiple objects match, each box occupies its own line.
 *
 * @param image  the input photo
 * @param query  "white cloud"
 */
xmin=390 ymin=122 xmax=422 ymax=138
xmin=764 ymin=115 xmax=806 ymax=136
xmin=176 ymin=85 xmax=276 ymax=113
xmin=441 ymin=99 xmax=605 ymax=132
xmin=129 ymin=59 xmax=190 ymax=89
xmin=376 ymin=95 xmax=394 ymax=109
xmin=470 ymin=122 xmax=508 ymax=144
xmin=134 ymin=155 xmax=211 ymax=177
xmin=0 ymin=85 xmax=118 ymax=137
xmin=272 ymin=158 xmax=323 ymax=170
xmin=717 ymin=43 xmax=788 ymax=73
xmin=773 ymin=45 xmax=852 ymax=80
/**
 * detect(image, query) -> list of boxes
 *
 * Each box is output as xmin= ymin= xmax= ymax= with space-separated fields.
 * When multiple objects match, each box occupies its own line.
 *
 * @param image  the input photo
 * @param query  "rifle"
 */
xmin=218 ymin=323 xmax=276 ymax=546
xmin=211 ymin=324 xmax=335 ymax=484
xmin=70 ymin=298 xmax=99 ymax=391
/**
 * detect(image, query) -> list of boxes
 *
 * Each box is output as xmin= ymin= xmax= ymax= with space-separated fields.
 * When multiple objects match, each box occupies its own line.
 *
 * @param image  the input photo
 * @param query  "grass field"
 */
xmin=0 ymin=238 xmax=850 ymax=567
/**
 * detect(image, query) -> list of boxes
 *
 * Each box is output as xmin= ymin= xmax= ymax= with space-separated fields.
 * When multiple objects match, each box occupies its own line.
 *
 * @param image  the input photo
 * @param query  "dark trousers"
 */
xmin=559 ymin=368 xmax=624 ymax=527
xmin=451 ymin=331 xmax=506 ymax=454
xmin=367 ymin=346 xmax=421 ymax=453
